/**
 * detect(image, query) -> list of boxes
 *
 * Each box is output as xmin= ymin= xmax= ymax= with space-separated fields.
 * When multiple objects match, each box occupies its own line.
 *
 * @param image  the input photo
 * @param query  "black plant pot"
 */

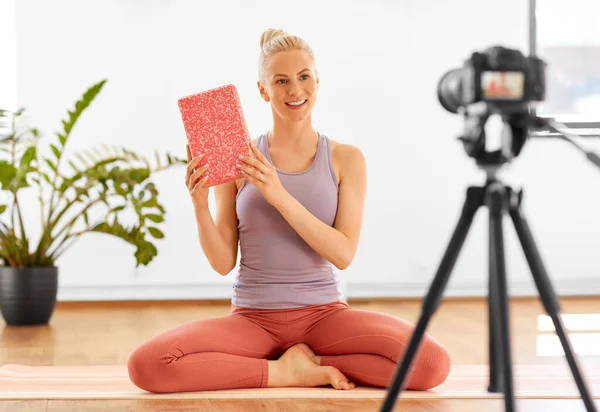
xmin=0 ymin=266 xmax=58 ymax=326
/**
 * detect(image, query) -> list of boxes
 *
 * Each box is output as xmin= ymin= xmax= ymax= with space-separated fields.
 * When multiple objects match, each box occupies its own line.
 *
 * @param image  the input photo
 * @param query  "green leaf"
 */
xmin=58 ymin=133 xmax=67 ymax=146
xmin=0 ymin=145 xmax=36 ymax=193
xmin=0 ymin=161 xmax=17 ymax=190
xmin=68 ymin=160 xmax=79 ymax=172
xmin=44 ymin=158 xmax=57 ymax=172
xmin=134 ymin=241 xmax=157 ymax=267
xmin=147 ymin=227 xmax=164 ymax=239
xmin=92 ymin=147 xmax=103 ymax=159
xmin=83 ymin=149 xmax=96 ymax=164
xmin=114 ymin=182 xmax=128 ymax=196
xmin=58 ymin=79 xmax=106 ymax=146
xmin=20 ymin=145 xmax=37 ymax=166
xmin=144 ymin=214 xmax=164 ymax=223
xmin=102 ymin=143 xmax=112 ymax=156
xmin=0 ymin=205 xmax=6 ymax=215
xmin=42 ymin=172 xmax=53 ymax=185
xmin=75 ymin=152 xmax=88 ymax=166
xmin=50 ymin=144 xmax=61 ymax=159
xmin=15 ymin=145 xmax=37 ymax=186
xmin=74 ymin=187 xmax=89 ymax=198
xmin=141 ymin=196 xmax=159 ymax=208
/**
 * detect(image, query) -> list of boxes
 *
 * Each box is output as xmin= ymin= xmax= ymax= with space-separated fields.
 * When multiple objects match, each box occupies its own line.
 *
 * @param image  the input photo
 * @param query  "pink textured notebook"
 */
xmin=178 ymin=84 xmax=254 ymax=187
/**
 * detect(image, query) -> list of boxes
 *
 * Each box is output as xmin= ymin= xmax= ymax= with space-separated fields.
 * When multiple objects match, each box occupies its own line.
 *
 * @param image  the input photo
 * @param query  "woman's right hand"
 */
xmin=186 ymin=144 xmax=210 ymax=209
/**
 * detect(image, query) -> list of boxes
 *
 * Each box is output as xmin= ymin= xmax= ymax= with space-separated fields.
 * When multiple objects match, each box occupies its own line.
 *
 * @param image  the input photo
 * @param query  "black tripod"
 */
xmin=379 ymin=167 xmax=598 ymax=412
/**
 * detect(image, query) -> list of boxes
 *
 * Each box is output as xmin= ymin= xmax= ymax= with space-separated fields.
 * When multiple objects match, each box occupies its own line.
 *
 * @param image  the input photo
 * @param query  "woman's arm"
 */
xmin=193 ymin=180 xmax=239 ymax=276
xmin=271 ymin=144 xmax=367 ymax=270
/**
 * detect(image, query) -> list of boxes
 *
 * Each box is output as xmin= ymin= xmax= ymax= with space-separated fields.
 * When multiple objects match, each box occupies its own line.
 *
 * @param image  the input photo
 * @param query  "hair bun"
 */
xmin=260 ymin=28 xmax=288 ymax=49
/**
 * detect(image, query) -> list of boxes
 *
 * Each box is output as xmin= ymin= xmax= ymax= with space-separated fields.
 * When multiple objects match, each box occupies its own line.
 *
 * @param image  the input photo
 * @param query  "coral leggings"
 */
xmin=127 ymin=300 xmax=451 ymax=393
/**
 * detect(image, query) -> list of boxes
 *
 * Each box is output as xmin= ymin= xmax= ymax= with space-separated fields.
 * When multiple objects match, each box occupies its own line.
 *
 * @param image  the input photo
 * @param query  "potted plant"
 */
xmin=0 ymin=79 xmax=185 ymax=326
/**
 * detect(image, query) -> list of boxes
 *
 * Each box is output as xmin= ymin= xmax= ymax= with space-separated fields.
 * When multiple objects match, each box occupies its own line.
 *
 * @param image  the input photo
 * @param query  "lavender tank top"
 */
xmin=232 ymin=132 xmax=346 ymax=309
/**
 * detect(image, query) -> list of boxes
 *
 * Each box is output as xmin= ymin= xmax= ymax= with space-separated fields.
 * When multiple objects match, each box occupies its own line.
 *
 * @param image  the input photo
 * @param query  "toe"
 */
xmin=326 ymin=366 xmax=353 ymax=390
xmin=340 ymin=380 xmax=355 ymax=390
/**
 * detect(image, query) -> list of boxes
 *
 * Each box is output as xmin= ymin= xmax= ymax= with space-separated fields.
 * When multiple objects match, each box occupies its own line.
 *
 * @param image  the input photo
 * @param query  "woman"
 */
xmin=127 ymin=28 xmax=451 ymax=393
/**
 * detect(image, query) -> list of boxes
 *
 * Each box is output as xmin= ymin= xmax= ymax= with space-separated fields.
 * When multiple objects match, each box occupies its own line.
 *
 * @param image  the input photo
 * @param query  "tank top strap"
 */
xmin=315 ymin=132 xmax=339 ymax=190
xmin=259 ymin=132 xmax=269 ymax=156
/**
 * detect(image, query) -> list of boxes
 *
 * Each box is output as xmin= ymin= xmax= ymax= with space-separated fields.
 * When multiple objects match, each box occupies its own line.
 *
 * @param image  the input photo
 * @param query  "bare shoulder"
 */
xmin=329 ymin=138 xmax=367 ymax=184
xmin=330 ymin=138 xmax=365 ymax=162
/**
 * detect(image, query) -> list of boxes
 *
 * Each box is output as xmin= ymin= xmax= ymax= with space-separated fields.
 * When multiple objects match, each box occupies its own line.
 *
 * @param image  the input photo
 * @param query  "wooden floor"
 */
xmin=2 ymin=296 xmax=600 ymax=411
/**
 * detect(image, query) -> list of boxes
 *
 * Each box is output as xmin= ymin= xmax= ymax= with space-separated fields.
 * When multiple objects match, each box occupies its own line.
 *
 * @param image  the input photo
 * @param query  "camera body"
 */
xmin=438 ymin=46 xmax=546 ymax=115
xmin=437 ymin=46 xmax=547 ymax=165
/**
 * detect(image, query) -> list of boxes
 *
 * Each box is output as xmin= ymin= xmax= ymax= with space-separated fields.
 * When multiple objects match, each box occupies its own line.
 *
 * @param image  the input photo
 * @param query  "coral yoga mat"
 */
xmin=0 ymin=363 xmax=599 ymax=400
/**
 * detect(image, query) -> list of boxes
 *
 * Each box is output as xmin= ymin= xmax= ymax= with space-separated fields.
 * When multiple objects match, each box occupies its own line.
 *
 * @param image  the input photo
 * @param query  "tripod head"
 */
xmin=456 ymin=103 xmax=544 ymax=167
xmin=455 ymin=103 xmax=600 ymax=175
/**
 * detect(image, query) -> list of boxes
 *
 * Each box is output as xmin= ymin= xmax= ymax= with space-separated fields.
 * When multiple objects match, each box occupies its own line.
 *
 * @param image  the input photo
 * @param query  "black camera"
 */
xmin=437 ymin=46 xmax=548 ymax=164
xmin=437 ymin=46 xmax=546 ymax=115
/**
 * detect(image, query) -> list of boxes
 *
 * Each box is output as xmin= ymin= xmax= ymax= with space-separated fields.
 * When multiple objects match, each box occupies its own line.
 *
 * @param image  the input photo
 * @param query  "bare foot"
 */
xmin=277 ymin=343 xmax=356 ymax=390
xmin=293 ymin=342 xmax=321 ymax=365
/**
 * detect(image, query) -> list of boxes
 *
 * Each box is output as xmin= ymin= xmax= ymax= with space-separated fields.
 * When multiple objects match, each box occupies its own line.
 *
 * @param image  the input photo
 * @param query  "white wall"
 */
xmin=0 ymin=0 xmax=17 ymax=111
xmin=8 ymin=0 xmax=600 ymax=301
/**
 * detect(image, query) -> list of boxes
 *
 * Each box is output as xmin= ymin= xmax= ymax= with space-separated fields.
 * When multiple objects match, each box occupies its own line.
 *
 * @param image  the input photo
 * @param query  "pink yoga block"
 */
xmin=178 ymin=84 xmax=254 ymax=187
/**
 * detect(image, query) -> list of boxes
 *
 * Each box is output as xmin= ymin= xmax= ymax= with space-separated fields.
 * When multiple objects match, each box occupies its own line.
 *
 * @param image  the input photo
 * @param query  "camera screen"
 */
xmin=481 ymin=71 xmax=524 ymax=100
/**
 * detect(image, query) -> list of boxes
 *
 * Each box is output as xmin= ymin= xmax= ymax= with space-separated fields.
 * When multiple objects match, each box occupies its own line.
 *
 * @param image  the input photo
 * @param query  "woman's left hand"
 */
xmin=237 ymin=143 xmax=288 ymax=207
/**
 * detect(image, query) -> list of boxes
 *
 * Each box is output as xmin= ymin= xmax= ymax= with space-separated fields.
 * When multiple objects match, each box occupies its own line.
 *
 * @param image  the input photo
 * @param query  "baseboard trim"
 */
xmin=57 ymin=283 xmax=235 ymax=301
xmin=344 ymin=278 xmax=600 ymax=298
xmin=56 ymin=278 xmax=600 ymax=301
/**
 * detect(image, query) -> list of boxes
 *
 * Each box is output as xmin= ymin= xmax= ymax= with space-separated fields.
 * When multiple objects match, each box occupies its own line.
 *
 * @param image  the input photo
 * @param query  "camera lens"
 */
xmin=437 ymin=68 xmax=463 ymax=114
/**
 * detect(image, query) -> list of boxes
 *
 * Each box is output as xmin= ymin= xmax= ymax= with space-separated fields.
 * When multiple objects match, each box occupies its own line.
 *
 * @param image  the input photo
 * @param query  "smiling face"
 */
xmin=257 ymin=49 xmax=319 ymax=123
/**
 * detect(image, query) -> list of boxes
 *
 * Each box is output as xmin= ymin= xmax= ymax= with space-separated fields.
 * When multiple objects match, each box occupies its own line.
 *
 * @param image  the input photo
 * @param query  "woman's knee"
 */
xmin=426 ymin=340 xmax=452 ymax=389
xmin=127 ymin=342 xmax=176 ymax=393
xmin=410 ymin=337 xmax=452 ymax=390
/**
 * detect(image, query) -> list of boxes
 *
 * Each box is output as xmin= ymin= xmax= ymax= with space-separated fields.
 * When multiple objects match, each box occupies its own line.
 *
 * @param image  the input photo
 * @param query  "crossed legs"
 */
xmin=127 ymin=304 xmax=451 ymax=393
xmin=126 ymin=311 xmax=355 ymax=393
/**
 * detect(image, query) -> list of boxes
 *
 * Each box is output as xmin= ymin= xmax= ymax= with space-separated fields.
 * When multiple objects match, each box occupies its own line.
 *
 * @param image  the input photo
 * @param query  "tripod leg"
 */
xmin=509 ymin=191 xmax=597 ymax=412
xmin=487 ymin=184 xmax=516 ymax=412
xmin=380 ymin=187 xmax=484 ymax=412
xmin=488 ymin=206 xmax=503 ymax=393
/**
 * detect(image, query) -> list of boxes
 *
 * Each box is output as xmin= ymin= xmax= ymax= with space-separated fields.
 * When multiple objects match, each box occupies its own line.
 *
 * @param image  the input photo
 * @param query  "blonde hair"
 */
xmin=258 ymin=28 xmax=316 ymax=82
